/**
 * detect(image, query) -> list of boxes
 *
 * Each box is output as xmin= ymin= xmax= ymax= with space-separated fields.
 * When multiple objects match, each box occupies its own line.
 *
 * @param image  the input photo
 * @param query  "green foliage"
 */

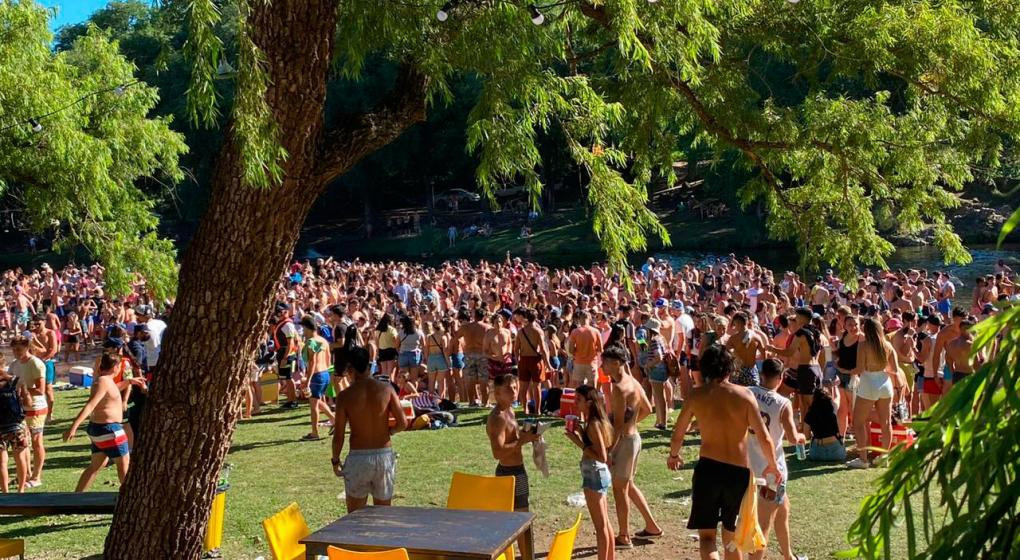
xmin=0 ymin=0 xmax=186 ymax=298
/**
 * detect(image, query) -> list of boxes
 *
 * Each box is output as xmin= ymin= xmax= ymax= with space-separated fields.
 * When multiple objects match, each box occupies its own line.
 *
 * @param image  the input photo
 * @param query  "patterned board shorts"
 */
xmin=0 ymin=425 xmax=28 ymax=452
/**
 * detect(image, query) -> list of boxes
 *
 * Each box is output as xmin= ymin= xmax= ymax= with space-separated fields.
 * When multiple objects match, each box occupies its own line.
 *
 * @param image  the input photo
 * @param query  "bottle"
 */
xmin=795 ymin=443 xmax=806 ymax=460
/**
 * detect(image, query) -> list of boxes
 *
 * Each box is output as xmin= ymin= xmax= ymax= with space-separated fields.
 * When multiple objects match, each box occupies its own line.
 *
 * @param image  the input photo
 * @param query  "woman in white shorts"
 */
xmin=847 ymin=317 xmax=896 ymax=469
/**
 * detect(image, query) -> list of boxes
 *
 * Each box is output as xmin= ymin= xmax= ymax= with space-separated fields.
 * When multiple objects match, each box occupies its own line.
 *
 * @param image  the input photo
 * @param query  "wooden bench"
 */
xmin=0 ymin=492 xmax=117 ymax=516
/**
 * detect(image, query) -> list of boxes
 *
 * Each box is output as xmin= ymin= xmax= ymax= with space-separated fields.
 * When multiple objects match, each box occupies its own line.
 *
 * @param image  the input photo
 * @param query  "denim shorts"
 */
xmin=647 ymin=363 xmax=669 ymax=383
xmin=581 ymin=459 xmax=611 ymax=494
xmin=809 ymin=439 xmax=847 ymax=462
xmin=398 ymin=350 xmax=421 ymax=369
xmin=427 ymin=354 xmax=449 ymax=373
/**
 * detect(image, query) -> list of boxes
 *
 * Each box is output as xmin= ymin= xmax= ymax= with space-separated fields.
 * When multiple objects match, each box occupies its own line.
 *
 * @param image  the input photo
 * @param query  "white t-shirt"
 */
xmin=747 ymin=386 xmax=790 ymax=480
xmin=145 ymin=318 xmax=168 ymax=367
xmin=9 ymin=356 xmax=46 ymax=412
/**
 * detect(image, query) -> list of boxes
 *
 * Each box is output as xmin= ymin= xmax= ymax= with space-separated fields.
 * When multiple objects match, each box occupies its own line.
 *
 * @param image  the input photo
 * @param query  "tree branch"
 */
xmin=313 ymin=64 xmax=429 ymax=183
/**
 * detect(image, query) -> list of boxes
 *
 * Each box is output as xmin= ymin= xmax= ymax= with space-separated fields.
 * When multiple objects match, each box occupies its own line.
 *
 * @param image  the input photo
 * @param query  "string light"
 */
xmin=216 ymin=58 xmax=235 ymax=76
xmin=436 ymin=1 xmax=452 ymax=21
xmin=0 ymin=80 xmax=140 ymax=135
xmin=529 ymin=4 xmax=545 ymax=25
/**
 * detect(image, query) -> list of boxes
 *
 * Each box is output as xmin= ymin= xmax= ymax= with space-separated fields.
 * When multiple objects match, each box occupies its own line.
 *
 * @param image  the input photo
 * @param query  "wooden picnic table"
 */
xmin=301 ymin=505 xmax=536 ymax=560
xmin=0 ymin=492 xmax=117 ymax=516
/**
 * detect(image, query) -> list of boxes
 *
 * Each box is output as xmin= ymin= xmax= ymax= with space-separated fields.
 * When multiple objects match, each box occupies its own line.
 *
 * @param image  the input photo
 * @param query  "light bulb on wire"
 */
xmin=437 ymin=2 xmax=452 ymax=21
xmin=28 ymin=118 xmax=42 ymax=133
xmin=529 ymin=5 xmax=544 ymax=25
xmin=216 ymin=58 xmax=235 ymax=76
xmin=114 ymin=85 xmax=125 ymax=96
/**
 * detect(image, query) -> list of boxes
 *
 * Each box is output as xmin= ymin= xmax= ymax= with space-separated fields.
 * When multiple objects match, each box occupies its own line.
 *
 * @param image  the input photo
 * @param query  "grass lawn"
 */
xmin=3 ymin=390 xmax=907 ymax=559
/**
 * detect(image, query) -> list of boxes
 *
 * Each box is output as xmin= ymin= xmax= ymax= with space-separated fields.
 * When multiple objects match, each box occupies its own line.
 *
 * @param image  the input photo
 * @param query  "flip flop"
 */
xmin=300 ymin=434 xmax=321 ymax=441
xmin=635 ymin=529 xmax=663 ymax=538
xmin=614 ymin=537 xmax=634 ymax=550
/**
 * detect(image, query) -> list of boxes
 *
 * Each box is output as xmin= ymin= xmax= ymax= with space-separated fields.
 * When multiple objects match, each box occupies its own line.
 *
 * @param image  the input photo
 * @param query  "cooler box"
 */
xmin=259 ymin=370 xmax=279 ymax=405
xmin=389 ymin=399 xmax=414 ymax=428
xmin=557 ymin=388 xmax=577 ymax=418
xmin=868 ymin=422 xmax=916 ymax=458
xmin=69 ymin=366 xmax=94 ymax=388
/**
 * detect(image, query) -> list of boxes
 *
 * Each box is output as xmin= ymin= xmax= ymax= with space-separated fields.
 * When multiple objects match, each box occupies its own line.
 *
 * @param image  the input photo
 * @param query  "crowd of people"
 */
xmin=0 ymin=253 xmax=1016 ymax=559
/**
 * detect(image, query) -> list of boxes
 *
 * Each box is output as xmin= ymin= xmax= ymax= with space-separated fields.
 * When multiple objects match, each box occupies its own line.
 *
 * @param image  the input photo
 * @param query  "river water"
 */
xmin=646 ymin=244 xmax=1019 ymax=301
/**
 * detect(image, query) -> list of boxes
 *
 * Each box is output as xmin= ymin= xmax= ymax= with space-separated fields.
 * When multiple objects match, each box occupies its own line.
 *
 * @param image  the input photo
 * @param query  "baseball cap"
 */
xmin=134 ymin=304 xmax=154 ymax=316
xmin=644 ymin=318 xmax=662 ymax=333
xmin=671 ymin=300 xmax=685 ymax=311
xmin=654 ymin=298 xmax=667 ymax=308
xmin=884 ymin=318 xmax=903 ymax=331
xmin=133 ymin=324 xmax=150 ymax=334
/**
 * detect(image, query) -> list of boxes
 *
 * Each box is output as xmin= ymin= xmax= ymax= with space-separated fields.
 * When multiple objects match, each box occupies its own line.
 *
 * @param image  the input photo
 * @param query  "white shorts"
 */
xmin=857 ymin=371 xmax=894 ymax=401
xmin=343 ymin=448 xmax=395 ymax=501
xmin=571 ymin=363 xmax=595 ymax=385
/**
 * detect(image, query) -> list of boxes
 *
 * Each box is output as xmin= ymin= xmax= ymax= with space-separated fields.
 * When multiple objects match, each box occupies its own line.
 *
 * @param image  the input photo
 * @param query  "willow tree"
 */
xmin=0 ymin=1 xmax=185 ymax=296
xmin=7 ymin=0 xmax=1011 ymax=557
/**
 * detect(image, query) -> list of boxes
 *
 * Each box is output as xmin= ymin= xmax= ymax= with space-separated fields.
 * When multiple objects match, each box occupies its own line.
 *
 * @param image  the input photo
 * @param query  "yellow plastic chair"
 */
xmin=262 ymin=502 xmax=310 ymax=560
xmin=327 ymin=546 xmax=410 ymax=560
xmin=0 ymin=539 xmax=23 ymax=560
xmin=546 ymin=514 xmax=582 ymax=560
xmin=447 ymin=472 xmax=516 ymax=560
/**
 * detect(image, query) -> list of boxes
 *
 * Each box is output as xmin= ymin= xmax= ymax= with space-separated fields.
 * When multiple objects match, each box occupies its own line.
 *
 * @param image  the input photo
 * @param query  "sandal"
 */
xmin=614 ymin=537 xmax=634 ymax=550
xmin=300 ymin=433 xmax=321 ymax=441
xmin=635 ymin=529 xmax=663 ymax=538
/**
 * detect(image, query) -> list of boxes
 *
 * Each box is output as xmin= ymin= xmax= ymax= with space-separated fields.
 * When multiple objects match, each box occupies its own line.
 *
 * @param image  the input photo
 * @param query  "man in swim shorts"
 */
xmin=300 ymin=316 xmax=335 ymax=441
xmin=724 ymin=311 xmax=766 ymax=387
xmin=63 ymin=353 xmax=131 ymax=491
xmin=513 ymin=308 xmax=551 ymax=415
xmin=332 ymin=347 xmax=407 ymax=513
xmin=453 ymin=308 xmax=490 ymax=406
xmin=669 ymin=344 xmax=782 ymax=560
xmin=487 ymin=374 xmax=539 ymax=512
xmin=770 ymin=308 xmax=823 ymax=436
xmin=9 ymin=336 xmax=48 ymax=488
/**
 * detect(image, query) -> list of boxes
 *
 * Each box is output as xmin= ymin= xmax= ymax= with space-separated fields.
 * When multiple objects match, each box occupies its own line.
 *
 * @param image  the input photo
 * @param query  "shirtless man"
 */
xmin=945 ymin=320 xmax=981 ymax=385
xmin=669 ymin=345 xmax=783 ymax=560
xmin=770 ymin=308 xmax=822 ymax=435
xmin=486 ymin=374 xmax=539 ymax=513
xmin=809 ymin=281 xmax=830 ymax=316
xmin=932 ymin=307 xmax=966 ymax=394
xmin=332 ymin=347 xmax=407 ymax=513
xmin=63 ymin=353 xmax=130 ymax=491
xmin=915 ymin=315 xmax=942 ymax=411
xmin=724 ymin=312 xmax=766 ymax=387
xmin=484 ymin=313 xmax=514 ymax=398
xmin=28 ymin=315 xmax=58 ymax=423
xmin=601 ymin=346 xmax=662 ymax=548
xmin=453 ymin=308 xmax=489 ymax=406
xmin=9 ymin=337 xmax=48 ymax=488
xmin=300 ymin=316 xmax=335 ymax=441
xmin=513 ymin=308 xmax=551 ymax=415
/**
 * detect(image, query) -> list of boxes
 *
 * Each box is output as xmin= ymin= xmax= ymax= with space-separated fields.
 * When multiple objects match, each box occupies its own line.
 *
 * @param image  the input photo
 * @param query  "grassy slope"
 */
xmin=5 ymin=391 xmax=910 ymax=560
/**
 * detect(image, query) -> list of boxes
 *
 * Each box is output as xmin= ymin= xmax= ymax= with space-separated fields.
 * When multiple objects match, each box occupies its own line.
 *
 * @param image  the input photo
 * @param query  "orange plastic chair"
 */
xmin=327 ymin=546 xmax=410 ymax=560
xmin=447 ymin=472 xmax=516 ymax=560
xmin=262 ymin=502 xmax=310 ymax=560
xmin=546 ymin=514 xmax=582 ymax=560
xmin=0 ymin=539 xmax=24 ymax=560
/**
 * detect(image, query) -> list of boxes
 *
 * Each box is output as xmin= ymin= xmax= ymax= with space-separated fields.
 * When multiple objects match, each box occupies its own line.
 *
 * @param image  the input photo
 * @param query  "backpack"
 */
xmin=0 ymin=378 xmax=25 ymax=426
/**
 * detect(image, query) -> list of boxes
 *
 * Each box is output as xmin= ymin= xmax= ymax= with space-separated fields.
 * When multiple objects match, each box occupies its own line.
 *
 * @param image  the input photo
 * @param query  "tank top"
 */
xmin=837 ymin=335 xmax=858 ymax=370
xmin=747 ymin=386 xmax=790 ymax=479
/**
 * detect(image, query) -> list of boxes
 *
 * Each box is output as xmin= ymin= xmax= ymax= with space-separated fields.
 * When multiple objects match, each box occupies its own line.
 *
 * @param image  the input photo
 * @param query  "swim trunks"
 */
xmin=343 ymin=448 xmax=396 ymax=501
xmin=517 ymin=355 xmax=544 ymax=383
xmin=731 ymin=365 xmax=760 ymax=387
xmin=462 ymin=354 xmax=488 ymax=380
xmin=610 ymin=432 xmax=642 ymax=481
xmin=687 ymin=456 xmax=751 ymax=532
xmin=495 ymin=463 xmax=530 ymax=510
xmin=794 ymin=364 xmax=822 ymax=395
xmin=87 ymin=422 xmax=130 ymax=459
xmin=308 ymin=371 xmax=330 ymax=399
xmin=24 ymin=395 xmax=47 ymax=434
xmin=487 ymin=357 xmax=512 ymax=380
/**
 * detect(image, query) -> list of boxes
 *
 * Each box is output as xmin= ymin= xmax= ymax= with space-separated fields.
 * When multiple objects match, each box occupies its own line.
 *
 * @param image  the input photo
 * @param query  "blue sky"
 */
xmin=40 ymin=0 xmax=110 ymax=30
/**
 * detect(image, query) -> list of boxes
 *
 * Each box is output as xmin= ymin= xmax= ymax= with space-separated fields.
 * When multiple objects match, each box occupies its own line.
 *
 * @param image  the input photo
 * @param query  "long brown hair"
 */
xmin=576 ymin=385 xmax=613 ymax=444
xmin=861 ymin=317 xmax=888 ymax=363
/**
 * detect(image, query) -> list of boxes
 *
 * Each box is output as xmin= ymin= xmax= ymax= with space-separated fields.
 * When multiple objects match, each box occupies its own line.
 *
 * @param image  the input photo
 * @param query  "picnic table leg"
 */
xmin=520 ymin=526 xmax=536 ymax=560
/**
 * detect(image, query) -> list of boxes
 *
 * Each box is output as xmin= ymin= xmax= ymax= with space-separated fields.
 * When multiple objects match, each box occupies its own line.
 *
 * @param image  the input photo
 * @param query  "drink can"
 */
xmin=565 ymin=414 xmax=579 ymax=433
xmin=795 ymin=443 xmax=806 ymax=460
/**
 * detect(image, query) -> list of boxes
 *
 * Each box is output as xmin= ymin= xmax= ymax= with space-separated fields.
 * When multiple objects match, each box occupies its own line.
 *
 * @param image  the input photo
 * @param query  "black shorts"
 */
xmin=495 ymin=464 xmax=529 ymax=510
xmin=786 ymin=365 xmax=821 ymax=395
xmin=378 ymin=348 xmax=398 ymax=363
xmin=277 ymin=355 xmax=296 ymax=380
xmin=688 ymin=354 xmax=700 ymax=371
xmin=687 ymin=457 xmax=750 ymax=532
xmin=811 ymin=304 xmax=826 ymax=316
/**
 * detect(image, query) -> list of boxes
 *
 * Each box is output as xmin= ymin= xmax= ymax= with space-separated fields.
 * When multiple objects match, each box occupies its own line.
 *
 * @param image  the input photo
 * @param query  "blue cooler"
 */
xmin=69 ymin=366 xmax=94 ymax=388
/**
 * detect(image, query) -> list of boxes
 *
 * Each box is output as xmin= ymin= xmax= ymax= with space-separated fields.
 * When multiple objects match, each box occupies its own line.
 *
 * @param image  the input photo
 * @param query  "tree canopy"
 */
xmin=0 ymin=0 xmax=186 ymax=297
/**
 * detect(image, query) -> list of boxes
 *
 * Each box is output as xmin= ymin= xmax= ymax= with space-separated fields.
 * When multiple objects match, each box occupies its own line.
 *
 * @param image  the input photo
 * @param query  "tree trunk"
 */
xmin=103 ymin=2 xmax=426 ymax=558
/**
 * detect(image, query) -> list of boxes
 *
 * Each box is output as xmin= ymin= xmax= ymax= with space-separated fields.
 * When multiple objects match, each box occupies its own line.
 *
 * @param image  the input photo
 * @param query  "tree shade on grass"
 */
xmin=6 ymin=1 xmax=1020 ymax=557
